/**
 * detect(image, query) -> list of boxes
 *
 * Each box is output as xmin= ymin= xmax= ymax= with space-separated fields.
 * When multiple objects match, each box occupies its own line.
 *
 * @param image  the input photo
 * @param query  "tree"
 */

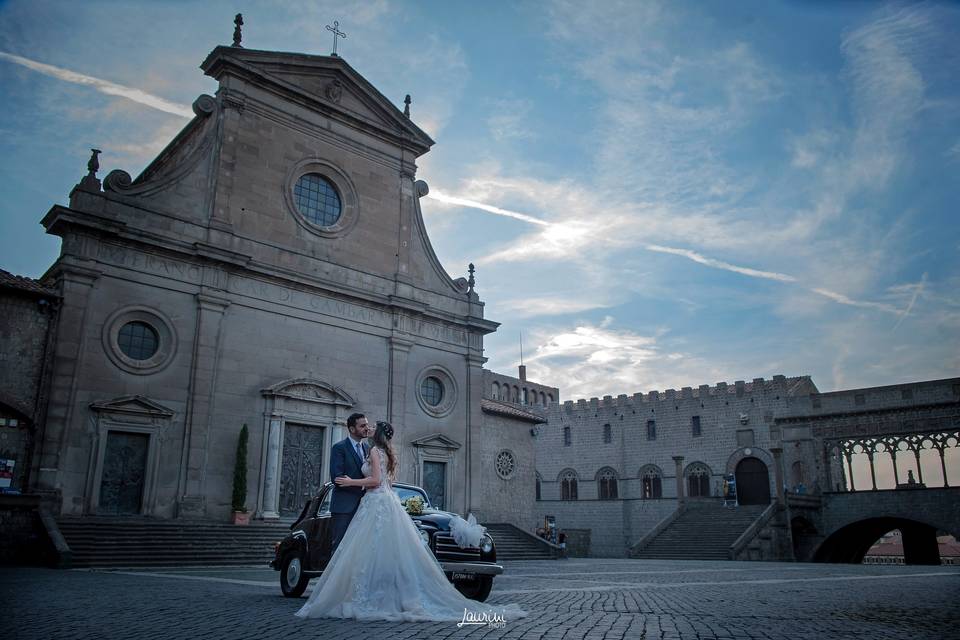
xmin=232 ymin=424 xmax=248 ymax=512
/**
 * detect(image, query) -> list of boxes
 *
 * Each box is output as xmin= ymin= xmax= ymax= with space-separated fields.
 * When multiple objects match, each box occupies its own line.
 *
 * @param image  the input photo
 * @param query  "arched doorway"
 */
xmin=735 ymin=457 xmax=771 ymax=505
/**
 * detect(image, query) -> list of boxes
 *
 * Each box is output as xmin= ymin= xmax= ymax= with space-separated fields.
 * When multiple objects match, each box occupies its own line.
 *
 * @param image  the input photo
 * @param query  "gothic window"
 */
xmin=603 ymin=423 xmax=612 ymax=444
xmin=563 ymin=426 xmax=571 ymax=446
xmin=646 ymin=420 xmax=656 ymax=440
xmin=640 ymin=464 xmax=663 ymax=499
xmin=685 ymin=462 xmax=712 ymax=497
xmin=559 ymin=469 xmax=578 ymax=501
xmin=118 ymin=321 xmax=159 ymax=360
xmin=293 ymin=173 xmax=342 ymax=227
xmin=691 ymin=415 xmax=701 ymax=437
xmin=597 ymin=467 xmax=618 ymax=500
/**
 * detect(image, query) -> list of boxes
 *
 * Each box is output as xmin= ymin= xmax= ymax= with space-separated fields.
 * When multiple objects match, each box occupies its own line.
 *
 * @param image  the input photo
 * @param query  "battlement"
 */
xmin=561 ymin=374 xmax=808 ymax=412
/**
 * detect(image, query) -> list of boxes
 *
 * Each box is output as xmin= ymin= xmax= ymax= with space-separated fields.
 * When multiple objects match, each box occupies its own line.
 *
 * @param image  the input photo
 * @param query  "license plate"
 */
xmin=451 ymin=572 xmax=476 ymax=581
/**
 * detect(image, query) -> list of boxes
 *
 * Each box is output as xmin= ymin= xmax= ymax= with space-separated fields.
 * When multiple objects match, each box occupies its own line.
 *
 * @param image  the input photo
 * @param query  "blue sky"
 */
xmin=1 ymin=0 xmax=958 ymax=402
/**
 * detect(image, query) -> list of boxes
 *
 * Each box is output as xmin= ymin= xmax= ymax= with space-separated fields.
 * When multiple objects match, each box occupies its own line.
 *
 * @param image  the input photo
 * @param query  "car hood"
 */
xmin=410 ymin=509 xmax=461 ymax=530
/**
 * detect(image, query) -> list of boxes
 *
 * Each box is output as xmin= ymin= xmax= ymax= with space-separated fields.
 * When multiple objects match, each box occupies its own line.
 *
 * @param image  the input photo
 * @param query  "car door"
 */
xmin=308 ymin=485 xmax=334 ymax=570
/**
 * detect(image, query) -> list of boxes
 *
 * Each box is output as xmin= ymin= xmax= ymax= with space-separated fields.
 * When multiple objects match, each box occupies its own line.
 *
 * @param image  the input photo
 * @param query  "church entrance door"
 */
xmin=423 ymin=461 xmax=446 ymax=511
xmin=735 ymin=457 xmax=771 ymax=505
xmin=98 ymin=432 xmax=149 ymax=515
xmin=279 ymin=424 xmax=326 ymax=517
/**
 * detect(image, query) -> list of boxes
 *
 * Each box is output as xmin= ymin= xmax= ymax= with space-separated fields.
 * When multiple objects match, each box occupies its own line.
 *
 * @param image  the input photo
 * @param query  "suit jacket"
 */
xmin=329 ymin=436 xmax=369 ymax=514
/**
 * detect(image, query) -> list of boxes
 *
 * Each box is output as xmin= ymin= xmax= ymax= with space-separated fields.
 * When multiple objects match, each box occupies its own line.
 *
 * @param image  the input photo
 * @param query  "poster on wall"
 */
xmin=722 ymin=473 xmax=738 ymax=506
xmin=0 ymin=458 xmax=15 ymax=489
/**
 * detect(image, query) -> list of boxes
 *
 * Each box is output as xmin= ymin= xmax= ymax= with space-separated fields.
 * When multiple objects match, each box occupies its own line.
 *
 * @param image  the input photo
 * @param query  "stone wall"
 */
xmin=477 ymin=411 xmax=536 ymax=527
xmin=0 ymin=286 xmax=55 ymax=421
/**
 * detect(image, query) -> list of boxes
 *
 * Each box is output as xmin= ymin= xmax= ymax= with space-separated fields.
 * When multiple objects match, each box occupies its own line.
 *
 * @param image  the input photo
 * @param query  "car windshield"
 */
xmin=394 ymin=485 xmax=431 ymax=508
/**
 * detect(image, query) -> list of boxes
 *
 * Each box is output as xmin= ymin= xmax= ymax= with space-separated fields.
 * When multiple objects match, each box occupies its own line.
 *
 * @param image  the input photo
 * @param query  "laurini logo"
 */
xmin=457 ymin=609 xmax=507 ymax=628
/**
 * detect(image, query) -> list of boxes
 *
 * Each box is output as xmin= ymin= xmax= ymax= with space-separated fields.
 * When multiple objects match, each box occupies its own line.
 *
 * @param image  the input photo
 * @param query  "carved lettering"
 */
xmin=96 ymin=243 xmax=202 ymax=282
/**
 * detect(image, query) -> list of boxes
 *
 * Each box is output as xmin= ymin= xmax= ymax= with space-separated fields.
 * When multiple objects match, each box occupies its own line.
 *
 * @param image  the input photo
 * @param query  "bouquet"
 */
xmin=402 ymin=495 xmax=425 ymax=515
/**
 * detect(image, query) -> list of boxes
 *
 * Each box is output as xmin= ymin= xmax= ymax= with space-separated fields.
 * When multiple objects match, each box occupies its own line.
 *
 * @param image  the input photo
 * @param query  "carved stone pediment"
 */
xmin=261 ymin=378 xmax=355 ymax=407
xmin=200 ymin=47 xmax=434 ymax=155
xmin=410 ymin=433 xmax=462 ymax=452
xmin=89 ymin=395 xmax=175 ymax=418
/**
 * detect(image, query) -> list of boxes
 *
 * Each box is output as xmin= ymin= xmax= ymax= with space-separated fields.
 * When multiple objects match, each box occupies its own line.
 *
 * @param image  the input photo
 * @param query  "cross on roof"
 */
xmin=325 ymin=20 xmax=346 ymax=57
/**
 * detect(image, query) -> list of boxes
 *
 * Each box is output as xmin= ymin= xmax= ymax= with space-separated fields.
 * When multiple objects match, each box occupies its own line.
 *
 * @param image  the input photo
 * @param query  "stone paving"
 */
xmin=5 ymin=559 xmax=960 ymax=639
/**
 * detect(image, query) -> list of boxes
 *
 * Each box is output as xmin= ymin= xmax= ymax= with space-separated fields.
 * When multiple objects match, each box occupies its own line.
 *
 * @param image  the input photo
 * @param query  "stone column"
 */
xmin=177 ymin=292 xmax=230 ymax=518
xmin=867 ymin=451 xmax=877 ymax=490
xmin=673 ymin=456 xmax=685 ymax=504
xmin=258 ymin=416 xmax=282 ymax=519
xmin=771 ymin=446 xmax=785 ymax=505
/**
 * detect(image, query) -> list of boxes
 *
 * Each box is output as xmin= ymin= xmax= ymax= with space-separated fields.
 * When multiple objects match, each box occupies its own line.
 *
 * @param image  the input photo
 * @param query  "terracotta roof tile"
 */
xmin=481 ymin=398 xmax=547 ymax=424
xmin=0 ymin=269 xmax=57 ymax=297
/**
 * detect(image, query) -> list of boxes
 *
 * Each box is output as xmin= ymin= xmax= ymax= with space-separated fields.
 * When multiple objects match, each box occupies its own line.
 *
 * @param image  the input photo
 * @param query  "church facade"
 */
xmin=22 ymin=42 xmax=513 ymax=523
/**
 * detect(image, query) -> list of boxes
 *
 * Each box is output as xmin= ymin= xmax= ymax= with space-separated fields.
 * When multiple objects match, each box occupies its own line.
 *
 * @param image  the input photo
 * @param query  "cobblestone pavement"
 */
xmin=5 ymin=559 xmax=960 ymax=639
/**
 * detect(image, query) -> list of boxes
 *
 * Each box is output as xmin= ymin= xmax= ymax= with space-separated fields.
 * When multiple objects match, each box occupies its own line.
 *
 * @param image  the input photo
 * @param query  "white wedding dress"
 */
xmin=295 ymin=446 xmax=527 ymax=622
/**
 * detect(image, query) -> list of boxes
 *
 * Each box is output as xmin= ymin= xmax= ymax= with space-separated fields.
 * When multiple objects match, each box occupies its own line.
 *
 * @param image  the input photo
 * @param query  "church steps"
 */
xmin=484 ymin=523 xmax=557 ymax=560
xmin=632 ymin=502 xmax=768 ymax=560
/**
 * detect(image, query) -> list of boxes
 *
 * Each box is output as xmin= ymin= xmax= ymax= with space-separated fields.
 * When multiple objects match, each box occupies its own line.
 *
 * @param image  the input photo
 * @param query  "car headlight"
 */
xmin=418 ymin=528 xmax=430 ymax=546
xmin=480 ymin=534 xmax=494 ymax=554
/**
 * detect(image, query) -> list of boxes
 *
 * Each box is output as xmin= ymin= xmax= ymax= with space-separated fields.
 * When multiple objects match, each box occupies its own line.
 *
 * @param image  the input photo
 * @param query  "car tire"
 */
xmin=454 ymin=575 xmax=493 ymax=602
xmin=280 ymin=550 xmax=310 ymax=597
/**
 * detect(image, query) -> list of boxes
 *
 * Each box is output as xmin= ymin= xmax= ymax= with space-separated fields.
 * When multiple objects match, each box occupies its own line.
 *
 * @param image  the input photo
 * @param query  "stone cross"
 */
xmin=232 ymin=14 xmax=243 ymax=47
xmin=326 ymin=20 xmax=346 ymax=56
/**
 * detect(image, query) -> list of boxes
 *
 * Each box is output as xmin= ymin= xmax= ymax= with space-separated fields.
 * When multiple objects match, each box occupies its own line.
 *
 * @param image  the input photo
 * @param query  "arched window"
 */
xmin=559 ymin=469 xmax=578 ymax=501
xmin=513 ymin=386 xmax=520 ymax=403
xmin=563 ymin=426 xmax=571 ymax=446
xmin=646 ymin=419 xmax=656 ymax=440
xmin=685 ymin=462 xmax=712 ymax=497
xmin=547 ymin=393 xmax=554 ymax=403
xmin=492 ymin=382 xmax=500 ymax=399
xmin=523 ymin=388 xmax=528 ymax=405
xmin=597 ymin=467 xmax=618 ymax=500
xmin=640 ymin=464 xmax=663 ymax=499
xmin=603 ymin=423 xmax=612 ymax=444
xmin=535 ymin=472 xmax=542 ymax=501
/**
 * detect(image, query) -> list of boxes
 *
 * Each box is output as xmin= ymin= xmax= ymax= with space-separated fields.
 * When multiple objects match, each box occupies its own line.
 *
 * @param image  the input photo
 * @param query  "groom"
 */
xmin=329 ymin=412 xmax=370 ymax=556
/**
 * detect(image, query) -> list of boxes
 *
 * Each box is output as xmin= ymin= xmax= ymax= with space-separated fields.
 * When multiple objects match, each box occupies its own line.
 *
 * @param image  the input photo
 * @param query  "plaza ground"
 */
xmin=4 ymin=559 xmax=960 ymax=639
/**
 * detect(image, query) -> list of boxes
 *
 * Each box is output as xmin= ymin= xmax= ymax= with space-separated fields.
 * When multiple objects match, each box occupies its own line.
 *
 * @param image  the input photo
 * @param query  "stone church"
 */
xmin=1 ymin=40 xmax=547 ymax=527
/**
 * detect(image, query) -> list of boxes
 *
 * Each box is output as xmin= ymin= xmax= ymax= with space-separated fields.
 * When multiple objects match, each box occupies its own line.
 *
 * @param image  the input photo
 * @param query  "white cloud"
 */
xmin=486 ymin=98 xmax=535 ymax=141
xmin=0 ymin=51 xmax=194 ymax=118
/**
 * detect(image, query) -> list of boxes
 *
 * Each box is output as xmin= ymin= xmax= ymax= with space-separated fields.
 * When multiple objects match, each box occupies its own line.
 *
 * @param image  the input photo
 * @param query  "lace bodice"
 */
xmin=360 ymin=446 xmax=392 ymax=491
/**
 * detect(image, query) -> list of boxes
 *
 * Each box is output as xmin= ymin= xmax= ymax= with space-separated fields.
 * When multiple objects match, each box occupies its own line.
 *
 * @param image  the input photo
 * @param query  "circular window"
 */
xmin=102 ymin=306 xmax=178 ymax=375
xmin=293 ymin=173 xmax=342 ymax=227
xmin=415 ymin=366 xmax=458 ymax=418
xmin=495 ymin=450 xmax=516 ymax=479
xmin=284 ymin=159 xmax=359 ymax=238
xmin=420 ymin=376 xmax=444 ymax=407
xmin=117 ymin=321 xmax=159 ymax=360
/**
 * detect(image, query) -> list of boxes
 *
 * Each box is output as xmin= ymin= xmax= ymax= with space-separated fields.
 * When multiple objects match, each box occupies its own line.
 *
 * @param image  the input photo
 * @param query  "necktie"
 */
xmin=355 ymin=442 xmax=363 ymax=463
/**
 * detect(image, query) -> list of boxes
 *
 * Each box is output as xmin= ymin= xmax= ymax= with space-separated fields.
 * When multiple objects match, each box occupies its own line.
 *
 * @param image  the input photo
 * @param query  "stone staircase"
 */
xmin=56 ymin=517 xmax=291 ymax=568
xmin=484 ymin=523 xmax=557 ymax=561
xmin=632 ymin=501 xmax=769 ymax=560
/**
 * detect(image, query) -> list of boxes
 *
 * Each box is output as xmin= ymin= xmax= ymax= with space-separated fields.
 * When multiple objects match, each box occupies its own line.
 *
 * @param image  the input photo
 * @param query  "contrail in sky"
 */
xmin=429 ymin=191 xmax=905 ymax=315
xmin=0 ymin=51 xmax=194 ymax=118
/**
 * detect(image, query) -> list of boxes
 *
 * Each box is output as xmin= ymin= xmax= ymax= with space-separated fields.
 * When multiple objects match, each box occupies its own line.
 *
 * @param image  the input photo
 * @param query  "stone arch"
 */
xmin=492 ymin=381 xmax=500 ymax=399
xmin=735 ymin=457 xmax=771 ymax=505
xmin=540 ymin=391 xmax=547 ymax=406
xmin=812 ymin=517 xmax=944 ymax=565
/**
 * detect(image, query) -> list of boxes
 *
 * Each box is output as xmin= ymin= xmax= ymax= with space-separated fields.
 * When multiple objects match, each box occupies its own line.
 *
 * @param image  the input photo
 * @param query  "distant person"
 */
xmin=558 ymin=531 xmax=567 ymax=559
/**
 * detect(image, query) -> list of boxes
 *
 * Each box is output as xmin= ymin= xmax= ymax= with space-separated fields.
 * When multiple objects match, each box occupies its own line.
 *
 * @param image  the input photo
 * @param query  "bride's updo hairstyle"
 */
xmin=373 ymin=421 xmax=397 ymax=478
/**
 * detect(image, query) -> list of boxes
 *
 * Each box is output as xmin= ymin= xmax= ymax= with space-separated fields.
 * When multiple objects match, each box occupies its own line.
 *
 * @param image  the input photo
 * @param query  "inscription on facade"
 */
xmin=97 ymin=243 xmax=202 ymax=282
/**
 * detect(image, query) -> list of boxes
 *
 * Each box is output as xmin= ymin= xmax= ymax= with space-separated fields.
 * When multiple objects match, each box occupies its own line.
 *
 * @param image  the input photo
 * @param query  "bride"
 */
xmin=295 ymin=420 xmax=527 ymax=623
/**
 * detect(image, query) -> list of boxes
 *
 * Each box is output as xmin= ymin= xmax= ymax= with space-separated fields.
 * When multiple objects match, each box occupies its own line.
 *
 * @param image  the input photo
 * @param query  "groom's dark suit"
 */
xmin=329 ymin=436 xmax=369 ymax=556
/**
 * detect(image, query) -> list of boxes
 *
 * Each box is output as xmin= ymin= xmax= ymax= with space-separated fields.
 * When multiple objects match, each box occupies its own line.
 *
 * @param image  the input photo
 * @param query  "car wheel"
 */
xmin=454 ymin=575 xmax=493 ymax=602
xmin=280 ymin=550 xmax=310 ymax=597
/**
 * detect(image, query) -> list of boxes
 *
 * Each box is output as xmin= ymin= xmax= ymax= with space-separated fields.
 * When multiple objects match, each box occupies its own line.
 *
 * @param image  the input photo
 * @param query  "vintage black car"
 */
xmin=270 ymin=481 xmax=503 ymax=601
